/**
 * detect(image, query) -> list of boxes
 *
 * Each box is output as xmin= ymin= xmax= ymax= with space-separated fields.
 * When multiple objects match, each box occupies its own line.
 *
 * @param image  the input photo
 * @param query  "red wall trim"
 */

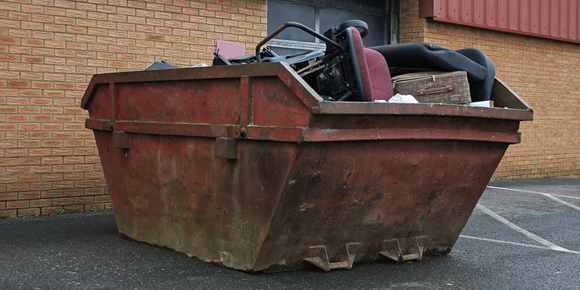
xmin=419 ymin=0 xmax=580 ymax=44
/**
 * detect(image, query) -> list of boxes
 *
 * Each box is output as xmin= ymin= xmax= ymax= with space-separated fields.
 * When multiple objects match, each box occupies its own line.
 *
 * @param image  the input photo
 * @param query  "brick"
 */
xmin=30 ymin=165 xmax=52 ymax=174
xmin=0 ymin=20 xmax=20 ymax=29
xmin=64 ymin=205 xmax=84 ymax=212
xmin=0 ymin=124 xmax=17 ymax=131
xmin=7 ymin=81 xmax=30 ymax=88
xmin=63 ymin=188 xmax=83 ymax=197
xmin=5 ymin=149 xmax=27 ymax=157
xmin=0 ymin=106 xmax=17 ymax=113
xmin=18 ymin=208 xmax=41 ymax=217
xmin=42 ymin=174 xmax=64 ymax=182
xmin=74 ymin=196 xmax=95 ymax=204
xmin=94 ymin=194 xmax=110 ymax=203
xmin=52 ymin=197 xmax=74 ymax=206
xmin=0 ymin=192 xmax=18 ymax=201
xmin=64 ymin=173 xmax=84 ymax=181
xmin=6 ymin=200 xmax=30 ymax=209
xmin=30 ymin=199 xmax=52 ymax=207
xmin=18 ymin=140 xmax=41 ymax=148
xmin=97 ymin=5 xmax=117 ymax=13
xmin=42 ymin=157 xmax=63 ymax=165
xmin=53 ymin=181 xmax=74 ymax=189
xmin=6 ymin=182 xmax=30 ymax=191
xmin=9 ymin=62 xmax=32 ymax=71
xmin=30 ymin=132 xmax=51 ymax=139
xmin=6 ymin=132 xmax=28 ymax=140
xmin=83 ymin=171 xmax=105 ymax=179
xmin=7 ymin=166 xmax=29 ymax=175
xmin=0 ymin=210 xmax=18 ymax=218
xmin=44 ymin=7 xmax=65 ymax=17
xmin=18 ymin=191 xmax=41 ymax=200
xmin=41 ymin=207 xmax=60 ymax=215
xmin=42 ymin=190 xmax=63 ymax=198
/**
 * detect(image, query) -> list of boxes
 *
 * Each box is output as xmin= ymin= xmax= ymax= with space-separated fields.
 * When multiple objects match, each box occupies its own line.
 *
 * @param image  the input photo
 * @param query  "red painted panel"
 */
xmin=530 ymin=0 xmax=540 ymax=34
xmin=474 ymin=0 xmax=485 ymax=25
xmin=419 ymin=0 xmax=580 ymax=44
xmin=508 ymin=0 xmax=520 ymax=30
xmin=540 ymin=0 xmax=551 ymax=35
xmin=551 ymin=0 xmax=560 ymax=36
xmin=461 ymin=0 xmax=473 ymax=22
xmin=560 ymin=0 xmax=569 ymax=38
xmin=448 ymin=0 xmax=461 ymax=20
xmin=571 ymin=0 xmax=578 ymax=39
xmin=485 ymin=0 xmax=498 ymax=27
xmin=498 ymin=1 xmax=509 ymax=29
xmin=520 ymin=0 xmax=530 ymax=33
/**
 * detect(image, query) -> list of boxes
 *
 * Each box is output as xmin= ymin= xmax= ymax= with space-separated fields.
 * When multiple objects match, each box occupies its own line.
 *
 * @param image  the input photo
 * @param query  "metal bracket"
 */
xmin=215 ymin=137 xmax=238 ymax=159
xmin=215 ymin=126 xmax=246 ymax=160
xmin=112 ymin=131 xmax=130 ymax=149
xmin=304 ymin=243 xmax=361 ymax=272
xmin=379 ymin=236 xmax=427 ymax=262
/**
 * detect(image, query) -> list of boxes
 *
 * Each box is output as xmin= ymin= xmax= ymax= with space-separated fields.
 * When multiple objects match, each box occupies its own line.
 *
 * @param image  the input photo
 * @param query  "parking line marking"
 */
xmin=459 ymin=235 xmax=552 ymax=250
xmin=476 ymin=204 xmax=580 ymax=254
xmin=551 ymin=194 xmax=580 ymax=200
xmin=486 ymin=186 xmax=580 ymax=211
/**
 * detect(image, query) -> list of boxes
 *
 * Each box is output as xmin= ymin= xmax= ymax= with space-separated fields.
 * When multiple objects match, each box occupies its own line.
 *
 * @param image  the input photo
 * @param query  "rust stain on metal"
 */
xmin=83 ymin=62 xmax=532 ymax=273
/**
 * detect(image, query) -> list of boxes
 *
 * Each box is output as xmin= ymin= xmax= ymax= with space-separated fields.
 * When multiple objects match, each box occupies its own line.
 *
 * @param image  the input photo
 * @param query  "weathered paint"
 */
xmin=419 ymin=0 xmax=580 ymax=44
xmin=82 ymin=62 xmax=532 ymax=272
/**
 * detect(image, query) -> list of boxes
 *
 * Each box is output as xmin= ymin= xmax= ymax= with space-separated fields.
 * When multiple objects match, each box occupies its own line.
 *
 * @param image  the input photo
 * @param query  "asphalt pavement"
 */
xmin=1 ymin=178 xmax=579 ymax=290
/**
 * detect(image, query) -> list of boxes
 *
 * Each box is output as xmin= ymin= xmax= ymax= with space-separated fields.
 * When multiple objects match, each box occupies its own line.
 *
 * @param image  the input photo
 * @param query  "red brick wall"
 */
xmin=399 ymin=0 xmax=580 ymax=179
xmin=0 ymin=0 xmax=267 ymax=218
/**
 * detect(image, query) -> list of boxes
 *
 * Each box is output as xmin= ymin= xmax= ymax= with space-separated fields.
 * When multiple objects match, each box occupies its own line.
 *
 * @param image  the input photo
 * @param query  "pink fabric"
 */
xmin=350 ymin=27 xmax=394 ymax=101
xmin=364 ymin=48 xmax=394 ymax=101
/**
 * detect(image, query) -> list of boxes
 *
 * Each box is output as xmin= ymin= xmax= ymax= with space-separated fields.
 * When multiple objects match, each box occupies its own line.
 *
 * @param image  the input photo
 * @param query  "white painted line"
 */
xmin=459 ymin=235 xmax=552 ymax=250
xmin=486 ymin=186 xmax=580 ymax=211
xmin=476 ymin=204 xmax=580 ymax=254
xmin=460 ymin=235 xmax=580 ymax=255
xmin=552 ymin=194 xmax=580 ymax=200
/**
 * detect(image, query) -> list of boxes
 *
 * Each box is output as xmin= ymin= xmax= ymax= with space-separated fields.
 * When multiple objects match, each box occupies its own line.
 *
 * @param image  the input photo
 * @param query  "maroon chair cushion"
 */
xmin=364 ymin=48 xmax=394 ymax=101
xmin=351 ymin=28 xmax=394 ymax=101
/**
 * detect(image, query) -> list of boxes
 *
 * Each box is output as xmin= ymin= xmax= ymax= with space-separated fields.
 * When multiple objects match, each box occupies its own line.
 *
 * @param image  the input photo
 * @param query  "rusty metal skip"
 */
xmin=81 ymin=61 xmax=532 ymax=273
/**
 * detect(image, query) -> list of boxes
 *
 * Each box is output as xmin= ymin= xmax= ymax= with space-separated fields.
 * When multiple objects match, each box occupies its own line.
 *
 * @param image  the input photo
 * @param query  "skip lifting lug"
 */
xmin=303 ymin=243 xmax=361 ymax=272
xmin=379 ymin=236 xmax=427 ymax=262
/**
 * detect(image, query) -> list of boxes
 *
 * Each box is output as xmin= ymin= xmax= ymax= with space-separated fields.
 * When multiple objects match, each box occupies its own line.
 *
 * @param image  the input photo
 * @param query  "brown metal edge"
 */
xmin=113 ymin=121 xmax=219 ymax=138
xmin=87 ymin=120 xmax=521 ymax=144
xmin=316 ymin=78 xmax=533 ymax=121
xmin=103 ymin=121 xmax=304 ymax=143
xmin=277 ymin=62 xmax=323 ymax=113
xmin=492 ymin=78 xmax=534 ymax=115
xmin=302 ymin=128 xmax=522 ymax=144
xmin=85 ymin=119 xmax=113 ymax=131
xmin=81 ymin=63 xmax=290 ymax=110
xmin=317 ymin=101 xmax=532 ymax=121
